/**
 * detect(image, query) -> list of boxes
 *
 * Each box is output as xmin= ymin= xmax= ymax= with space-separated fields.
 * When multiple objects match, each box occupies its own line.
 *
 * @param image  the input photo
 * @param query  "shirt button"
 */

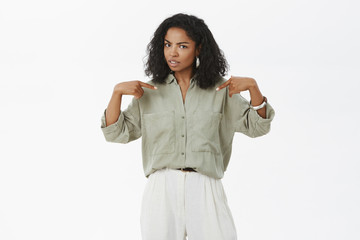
xmin=181 ymin=152 xmax=184 ymax=155
xmin=181 ymin=116 xmax=185 ymax=119
xmin=181 ymin=134 xmax=184 ymax=137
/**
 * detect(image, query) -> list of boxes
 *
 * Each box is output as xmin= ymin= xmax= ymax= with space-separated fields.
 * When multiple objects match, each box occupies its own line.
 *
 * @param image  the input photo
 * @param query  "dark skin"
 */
xmin=105 ymin=27 xmax=266 ymax=127
xmin=163 ymin=27 xmax=200 ymax=103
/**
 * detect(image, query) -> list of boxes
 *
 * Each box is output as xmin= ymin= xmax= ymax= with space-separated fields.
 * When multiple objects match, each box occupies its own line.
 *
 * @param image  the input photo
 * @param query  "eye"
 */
xmin=179 ymin=45 xmax=187 ymax=49
xmin=164 ymin=43 xmax=171 ymax=47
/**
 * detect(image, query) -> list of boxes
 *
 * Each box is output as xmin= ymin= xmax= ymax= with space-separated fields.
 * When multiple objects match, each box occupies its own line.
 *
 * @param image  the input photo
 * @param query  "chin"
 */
xmin=168 ymin=66 xmax=180 ymax=72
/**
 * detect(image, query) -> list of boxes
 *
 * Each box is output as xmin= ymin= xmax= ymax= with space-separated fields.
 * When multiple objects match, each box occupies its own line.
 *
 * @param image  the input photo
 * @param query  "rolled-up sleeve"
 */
xmin=100 ymin=97 xmax=142 ymax=143
xmin=225 ymin=90 xmax=275 ymax=138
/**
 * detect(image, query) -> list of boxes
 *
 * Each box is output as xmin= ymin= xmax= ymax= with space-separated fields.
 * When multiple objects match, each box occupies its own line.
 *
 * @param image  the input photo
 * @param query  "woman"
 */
xmin=101 ymin=13 xmax=275 ymax=240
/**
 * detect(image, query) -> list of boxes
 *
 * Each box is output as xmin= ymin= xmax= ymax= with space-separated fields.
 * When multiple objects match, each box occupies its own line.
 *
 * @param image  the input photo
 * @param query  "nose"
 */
xmin=170 ymin=46 xmax=178 ymax=57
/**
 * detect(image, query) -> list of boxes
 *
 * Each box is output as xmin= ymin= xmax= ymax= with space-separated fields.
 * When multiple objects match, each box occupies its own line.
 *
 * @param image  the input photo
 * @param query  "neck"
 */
xmin=174 ymin=69 xmax=194 ymax=85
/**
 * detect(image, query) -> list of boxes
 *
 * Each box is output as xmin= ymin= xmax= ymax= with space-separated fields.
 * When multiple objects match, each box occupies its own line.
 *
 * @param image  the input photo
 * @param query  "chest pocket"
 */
xmin=142 ymin=111 xmax=175 ymax=155
xmin=189 ymin=111 xmax=223 ymax=154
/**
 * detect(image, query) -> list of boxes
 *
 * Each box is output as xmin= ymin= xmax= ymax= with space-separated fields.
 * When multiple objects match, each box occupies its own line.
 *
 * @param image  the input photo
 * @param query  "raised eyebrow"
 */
xmin=164 ymin=39 xmax=190 ymax=45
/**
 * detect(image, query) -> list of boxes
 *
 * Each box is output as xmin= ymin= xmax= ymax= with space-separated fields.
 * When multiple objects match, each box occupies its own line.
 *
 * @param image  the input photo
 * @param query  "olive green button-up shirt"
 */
xmin=100 ymin=73 xmax=275 ymax=179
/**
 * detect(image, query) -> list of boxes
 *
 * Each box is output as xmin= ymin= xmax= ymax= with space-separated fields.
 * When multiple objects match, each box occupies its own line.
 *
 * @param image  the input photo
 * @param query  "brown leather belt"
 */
xmin=177 ymin=167 xmax=197 ymax=172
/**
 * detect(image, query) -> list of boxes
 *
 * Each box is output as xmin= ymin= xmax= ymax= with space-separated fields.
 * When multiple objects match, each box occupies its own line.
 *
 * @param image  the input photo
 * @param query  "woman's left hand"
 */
xmin=216 ymin=76 xmax=257 ymax=97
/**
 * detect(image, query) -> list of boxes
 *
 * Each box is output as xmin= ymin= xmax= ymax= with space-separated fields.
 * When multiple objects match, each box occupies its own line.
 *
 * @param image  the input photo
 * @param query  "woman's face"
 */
xmin=164 ymin=27 xmax=199 ymax=75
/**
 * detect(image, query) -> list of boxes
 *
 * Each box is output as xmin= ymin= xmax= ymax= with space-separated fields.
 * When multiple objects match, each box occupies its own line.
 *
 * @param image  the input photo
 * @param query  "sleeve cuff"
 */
xmin=250 ymin=101 xmax=275 ymax=123
xmin=100 ymin=109 xmax=124 ymax=134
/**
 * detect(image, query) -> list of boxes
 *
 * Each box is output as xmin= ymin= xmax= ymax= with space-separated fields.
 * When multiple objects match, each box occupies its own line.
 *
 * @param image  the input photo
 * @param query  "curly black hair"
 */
xmin=144 ymin=13 xmax=229 ymax=89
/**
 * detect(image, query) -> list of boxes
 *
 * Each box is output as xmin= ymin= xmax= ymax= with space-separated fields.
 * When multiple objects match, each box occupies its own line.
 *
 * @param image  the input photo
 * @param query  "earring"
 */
xmin=196 ymin=57 xmax=200 ymax=68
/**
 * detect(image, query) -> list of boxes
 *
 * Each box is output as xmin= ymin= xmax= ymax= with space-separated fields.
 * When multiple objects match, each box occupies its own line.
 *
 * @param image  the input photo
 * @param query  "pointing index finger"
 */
xmin=216 ymin=77 xmax=231 ymax=91
xmin=139 ymin=81 xmax=157 ymax=90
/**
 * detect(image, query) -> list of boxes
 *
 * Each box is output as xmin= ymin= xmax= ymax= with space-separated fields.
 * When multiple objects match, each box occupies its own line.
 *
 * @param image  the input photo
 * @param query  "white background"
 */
xmin=1 ymin=0 xmax=359 ymax=239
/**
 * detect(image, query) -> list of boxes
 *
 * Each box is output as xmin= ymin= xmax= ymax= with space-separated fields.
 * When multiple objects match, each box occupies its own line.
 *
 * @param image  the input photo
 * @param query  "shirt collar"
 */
xmin=165 ymin=72 xmax=198 ymax=85
xmin=164 ymin=73 xmax=176 ymax=84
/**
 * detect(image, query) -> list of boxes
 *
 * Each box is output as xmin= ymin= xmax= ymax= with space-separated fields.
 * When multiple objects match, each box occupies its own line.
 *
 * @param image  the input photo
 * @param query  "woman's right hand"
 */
xmin=113 ymin=81 xmax=157 ymax=99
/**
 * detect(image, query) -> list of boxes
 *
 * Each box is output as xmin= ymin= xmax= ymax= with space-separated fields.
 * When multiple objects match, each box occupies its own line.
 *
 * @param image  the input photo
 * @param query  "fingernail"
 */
xmin=216 ymin=87 xmax=219 ymax=91
xmin=154 ymin=87 xmax=157 ymax=89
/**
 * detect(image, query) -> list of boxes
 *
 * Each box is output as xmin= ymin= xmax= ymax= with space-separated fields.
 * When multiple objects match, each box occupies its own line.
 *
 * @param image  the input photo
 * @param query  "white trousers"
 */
xmin=140 ymin=167 xmax=237 ymax=240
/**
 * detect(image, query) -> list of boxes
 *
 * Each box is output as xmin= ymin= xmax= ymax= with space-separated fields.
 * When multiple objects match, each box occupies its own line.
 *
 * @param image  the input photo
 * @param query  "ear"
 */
xmin=196 ymin=44 xmax=202 ymax=56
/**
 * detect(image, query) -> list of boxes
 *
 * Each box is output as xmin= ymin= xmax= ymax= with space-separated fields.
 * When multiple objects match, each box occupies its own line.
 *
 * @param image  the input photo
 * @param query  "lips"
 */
xmin=168 ymin=60 xmax=179 ymax=67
